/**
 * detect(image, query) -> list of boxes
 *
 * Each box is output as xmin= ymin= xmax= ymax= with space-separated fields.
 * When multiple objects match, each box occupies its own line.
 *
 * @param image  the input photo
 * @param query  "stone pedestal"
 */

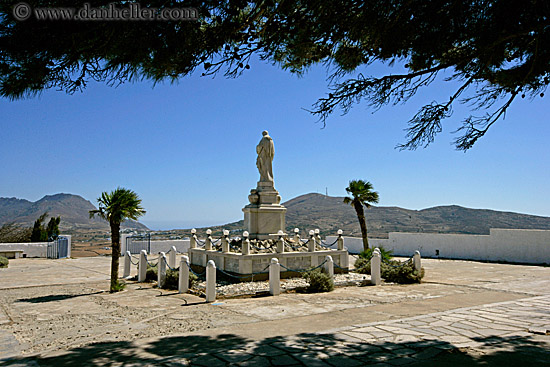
xmin=243 ymin=181 xmax=287 ymax=240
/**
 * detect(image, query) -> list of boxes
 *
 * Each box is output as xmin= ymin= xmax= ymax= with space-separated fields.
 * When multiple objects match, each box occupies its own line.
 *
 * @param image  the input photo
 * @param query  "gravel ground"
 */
xmin=192 ymin=272 xmax=369 ymax=297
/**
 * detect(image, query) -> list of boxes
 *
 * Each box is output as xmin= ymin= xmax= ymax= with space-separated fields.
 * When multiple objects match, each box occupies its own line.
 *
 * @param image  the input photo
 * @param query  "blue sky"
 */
xmin=1 ymin=58 xmax=549 ymax=230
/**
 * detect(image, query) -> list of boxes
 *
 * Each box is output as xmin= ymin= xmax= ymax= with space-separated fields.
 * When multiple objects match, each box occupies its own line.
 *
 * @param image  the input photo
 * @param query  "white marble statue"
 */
xmin=256 ymin=130 xmax=274 ymax=182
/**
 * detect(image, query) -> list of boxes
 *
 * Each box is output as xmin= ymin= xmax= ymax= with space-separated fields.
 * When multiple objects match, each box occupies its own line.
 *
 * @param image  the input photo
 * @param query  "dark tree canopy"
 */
xmin=1 ymin=0 xmax=548 ymax=149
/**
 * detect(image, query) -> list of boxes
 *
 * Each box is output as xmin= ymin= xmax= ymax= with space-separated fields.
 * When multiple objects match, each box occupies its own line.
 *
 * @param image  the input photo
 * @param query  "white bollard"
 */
xmin=205 ymin=260 xmax=216 ymax=303
xmin=222 ymin=230 xmax=230 ymax=253
xmin=371 ymin=249 xmax=381 ymax=286
xmin=269 ymin=258 xmax=281 ymax=296
xmin=276 ymin=236 xmax=285 ymax=253
xmin=190 ymin=229 xmax=197 ymax=249
xmin=315 ymin=229 xmax=321 ymax=248
xmin=168 ymin=246 xmax=177 ymax=269
xmin=242 ymin=231 xmax=250 ymax=255
xmin=293 ymin=228 xmax=300 ymax=247
xmin=324 ymin=255 xmax=334 ymax=278
xmin=123 ymin=251 xmax=131 ymax=278
xmin=337 ymin=230 xmax=344 ymax=250
xmin=205 ymin=229 xmax=212 ymax=251
xmin=308 ymin=230 xmax=316 ymax=252
xmin=413 ymin=250 xmax=421 ymax=272
xmin=158 ymin=252 xmax=167 ymax=288
xmin=138 ymin=250 xmax=147 ymax=282
xmin=179 ymin=255 xmax=190 ymax=294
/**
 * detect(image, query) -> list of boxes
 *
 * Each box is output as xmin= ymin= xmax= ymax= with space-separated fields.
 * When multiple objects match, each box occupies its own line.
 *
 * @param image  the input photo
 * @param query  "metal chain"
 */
xmin=279 ymin=259 xmax=328 ymax=273
xmin=162 ymin=256 xmax=180 ymax=271
xmin=320 ymin=238 xmax=339 ymax=247
xmin=185 ymin=261 xmax=206 ymax=277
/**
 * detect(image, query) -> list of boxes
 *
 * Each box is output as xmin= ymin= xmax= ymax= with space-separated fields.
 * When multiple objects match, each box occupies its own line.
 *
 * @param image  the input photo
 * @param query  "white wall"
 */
xmin=150 ymin=239 xmax=190 ymax=254
xmin=327 ymin=228 xmax=550 ymax=264
xmin=0 ymin=242 xmax=48 ymax=257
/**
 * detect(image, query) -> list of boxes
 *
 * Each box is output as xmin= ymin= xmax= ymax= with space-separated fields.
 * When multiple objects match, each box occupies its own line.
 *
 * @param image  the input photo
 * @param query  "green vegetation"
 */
xmin=0 ymin=256 xmax=8 ymax=268
xmin=382 ymin=260 xmax=425 ymax=284
xmin=111 ymin=280 xmax=126 ymax=292
xmin=302 ymin=269 xmax=334 ymax=293
xmin=89 ymin=187 xmax=146 ymax=293
xmin=46 ymin=216 xmax=61 ymax=239
xmin=0 ymin=222 xmax=31 ymax=243
xmin=145 ymin=264 xmax=157 ymax=282
xmin=163 ymin=269 xmax=179 ymax=290
xmin=2 ymin=1 xmax=546 ymax=149
xmin=30 ymin=212 xmax=48 ymax=242
xmin=344 ymin=180 xmax=379 ymax=251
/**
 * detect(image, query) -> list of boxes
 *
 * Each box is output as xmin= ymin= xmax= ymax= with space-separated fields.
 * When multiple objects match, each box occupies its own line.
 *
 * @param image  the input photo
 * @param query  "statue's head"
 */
xmin=262 ymin=130 xmax=269 ymax=136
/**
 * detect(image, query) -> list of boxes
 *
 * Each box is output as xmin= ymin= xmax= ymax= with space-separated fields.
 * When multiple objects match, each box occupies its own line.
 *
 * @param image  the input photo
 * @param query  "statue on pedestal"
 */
xmin=256 ymin=130 xmax=274 ymax=183
xmin=244 ymin=130 xmax=286 ymax=240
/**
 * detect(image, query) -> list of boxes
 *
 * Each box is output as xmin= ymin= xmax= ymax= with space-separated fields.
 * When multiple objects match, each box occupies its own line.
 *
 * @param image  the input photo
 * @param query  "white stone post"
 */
xmin=337 ymin=229 xmax=344 ymax=250
xmin=308 ymin=230 xmax=316 ymax=252
xmin=324 ymin=255 xmax=334 ymax=277
xmin=158 ymin=252 xmax=167 ymax=288
xmin=190 ymin=228 xmax=197 ymax=249
xmin=269 ymin=258 xmax=281 ymax=296
xmin=206 ymin=260 xmax=216 ymax=303
xmin=138 ymin=250 xmax=147 ymax=282
xmin=205 ymin=229 xmax=213 ymax=251
xmin=123 ymin=250 xmax=131 ymax=278
xmin=293 ymin=228 xmax=300 ymax=246
xmin=179 ymin=255 xmax=190 ymax=293
xmin=371 ymin=248 xmax=381 ymax=286
xmin=413 ymin=250 xmax=421 ymax=272
xmin=221 ymin=230 xmax=230 ymax=253
xmin=242 ymin=231 xmax=250 ymax=255
xmin=315 ymin=229 xmax=321 ymax=248
xmin=276 ymin=232 xmax=285 ymax=253
xmin=168 ymin=246 xmax=177 ymax=269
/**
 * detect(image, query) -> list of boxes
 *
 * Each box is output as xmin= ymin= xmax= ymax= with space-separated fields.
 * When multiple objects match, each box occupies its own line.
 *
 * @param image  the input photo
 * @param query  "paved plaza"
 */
xmin=0 ymin=256 xmax=549 ymax=366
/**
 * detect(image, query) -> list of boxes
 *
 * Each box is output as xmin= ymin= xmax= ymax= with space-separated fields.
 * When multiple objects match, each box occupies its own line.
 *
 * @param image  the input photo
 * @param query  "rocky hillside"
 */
xmin=203 ymin=193 xmax=550 ymax=238
xmin=0 ymin=193 xmax=148 ymax=232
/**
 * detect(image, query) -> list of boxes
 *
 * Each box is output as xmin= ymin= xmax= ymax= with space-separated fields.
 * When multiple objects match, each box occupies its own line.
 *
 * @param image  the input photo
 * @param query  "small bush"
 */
xmin=161 ymin=268 xmax=198 ymax=290
xmin=189 ymin=272 xmax=198 ymax=288
xmin=111 ymin=280 xmax=126 ymax=292
xmin=0 ymin=256 xmax=8 ymax=268
xmin=146 ymin=264 xmax=158 ymax=282
xmin=354 ymin=257 xmax=371 ymax=274
xmin=303 ymin=269 xmax=334 ymax=293
xmin=163 ymin=269 xmax=179 ymax=290
xmin=354 ymin=246 xmax=394 ymax=274
xmin=382 ymin=260 xmax=424 ymax=284
xmin=359 ymin=247 xmax=393 ymax=262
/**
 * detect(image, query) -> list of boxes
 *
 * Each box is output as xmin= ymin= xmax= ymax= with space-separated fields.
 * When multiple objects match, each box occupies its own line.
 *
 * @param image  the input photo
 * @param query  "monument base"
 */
xmin=243 ymin=181 xmax=287 ymax=240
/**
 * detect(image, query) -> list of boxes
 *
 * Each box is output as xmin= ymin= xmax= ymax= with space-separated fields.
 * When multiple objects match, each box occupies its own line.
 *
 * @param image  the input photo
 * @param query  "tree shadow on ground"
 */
xmin=1 ymin=332 xmax=549 ymax=366
xmin=15 ymin=291 xmax=104 ymax=304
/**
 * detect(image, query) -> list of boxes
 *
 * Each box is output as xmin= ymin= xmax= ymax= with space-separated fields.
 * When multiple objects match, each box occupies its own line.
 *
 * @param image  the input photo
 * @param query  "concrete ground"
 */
xmin=0 ymin=256 xmax=549 ymax=366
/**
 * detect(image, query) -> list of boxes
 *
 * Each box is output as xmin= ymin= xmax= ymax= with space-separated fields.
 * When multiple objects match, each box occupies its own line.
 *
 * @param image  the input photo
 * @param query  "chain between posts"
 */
xmin=129 ymin=255 xmax=140 ymax=265
xmin=184 ymin=261 xmax=206 ymax=277
xmin=216 ymin=264 xmax=271 ymax=280
xmin=195 ymin=238 xmax=206 ymax=247
xmin=319 ymin=238 xmax=339 ymax=248
xmin=162 ymin=256 xmax=179 ymax=271
xmin=146 ymin=255 xmax=159 ymax=267
xmin=279 ymin=259 xmax=328 ymax=273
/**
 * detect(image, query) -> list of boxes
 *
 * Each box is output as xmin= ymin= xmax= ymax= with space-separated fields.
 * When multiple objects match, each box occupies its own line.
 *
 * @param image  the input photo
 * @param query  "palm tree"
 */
xmin=89 ymin=188 xmax=146 ymax=292
xmin=344 ymin=180 xmax=379 ymax=252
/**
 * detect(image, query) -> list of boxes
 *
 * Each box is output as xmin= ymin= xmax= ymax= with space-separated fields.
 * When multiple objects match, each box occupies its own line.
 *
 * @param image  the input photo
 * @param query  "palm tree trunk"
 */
xmin=354 ymin=201 xmax=369 ymax=251
xmin=110 ymin=220 xmax=121 ymax=292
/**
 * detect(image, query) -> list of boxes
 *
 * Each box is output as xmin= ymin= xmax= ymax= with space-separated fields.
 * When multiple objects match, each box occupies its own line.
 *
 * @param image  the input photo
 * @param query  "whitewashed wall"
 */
xmin=0 ymin=242 xmax=48 ymax=257
xmin=327 ymin=228 xmax=550 ymax=264
xmin=150 ymin=239 xmax=190 ymax=254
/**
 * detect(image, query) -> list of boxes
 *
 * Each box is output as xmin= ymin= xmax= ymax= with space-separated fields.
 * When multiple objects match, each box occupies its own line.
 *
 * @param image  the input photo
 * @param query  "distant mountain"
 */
xmin=207 ymin=193 xmax=550 ymax=237
xmin=0 ymin=193 xmax=148 ymax=232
